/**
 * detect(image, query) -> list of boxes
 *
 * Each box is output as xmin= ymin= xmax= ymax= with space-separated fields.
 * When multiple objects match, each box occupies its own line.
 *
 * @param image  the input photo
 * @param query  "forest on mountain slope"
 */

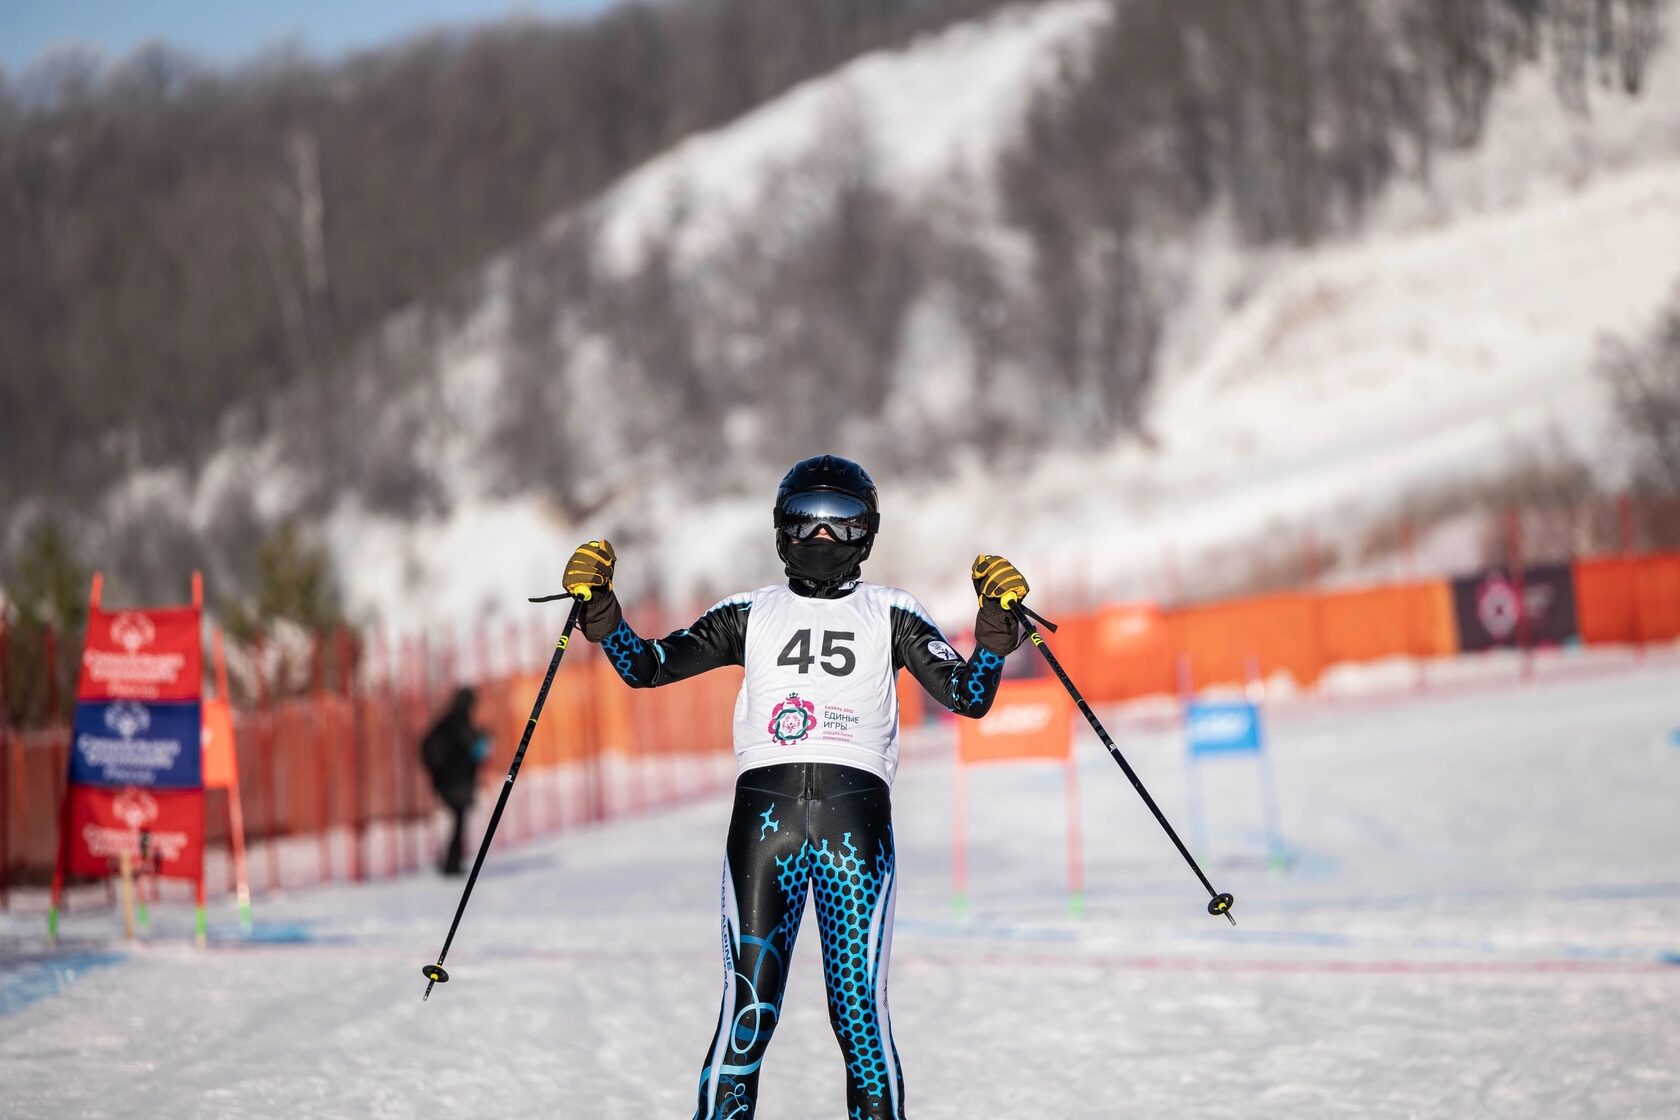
xmin=0 ymin=0 xmax=1014 ymax=511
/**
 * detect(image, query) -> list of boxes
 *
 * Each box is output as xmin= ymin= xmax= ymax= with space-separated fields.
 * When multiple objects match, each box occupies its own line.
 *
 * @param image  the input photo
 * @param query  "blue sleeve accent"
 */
xmin=601 ymin=619 xmax=656 ymax=686
xmin=602 ymin=598 xmax=749 ymax=688
xmin=951 ymin=647 xmax=1006 ymax=717
xmin=889 ymin=600 xmax=1010 ymax=717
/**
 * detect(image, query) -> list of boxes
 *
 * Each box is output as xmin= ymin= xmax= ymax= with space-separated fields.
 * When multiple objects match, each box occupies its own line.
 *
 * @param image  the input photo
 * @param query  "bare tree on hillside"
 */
xmin=1600 ymin=282 xmax=1680 ymax=496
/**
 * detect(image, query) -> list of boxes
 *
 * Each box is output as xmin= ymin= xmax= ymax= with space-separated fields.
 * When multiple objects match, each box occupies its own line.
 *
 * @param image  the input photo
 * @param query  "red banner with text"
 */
xmin=76 ymin=606 xmax=203 ymax=702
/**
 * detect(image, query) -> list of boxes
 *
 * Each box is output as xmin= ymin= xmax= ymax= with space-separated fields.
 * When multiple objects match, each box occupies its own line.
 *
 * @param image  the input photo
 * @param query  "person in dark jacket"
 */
xmin=421 ymin=686 xmax=488 ymax=875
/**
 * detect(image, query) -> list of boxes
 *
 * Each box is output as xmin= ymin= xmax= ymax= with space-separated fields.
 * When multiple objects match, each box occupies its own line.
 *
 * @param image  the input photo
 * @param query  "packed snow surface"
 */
xmin=4 ymin=660 xmax=1679 ymax=1118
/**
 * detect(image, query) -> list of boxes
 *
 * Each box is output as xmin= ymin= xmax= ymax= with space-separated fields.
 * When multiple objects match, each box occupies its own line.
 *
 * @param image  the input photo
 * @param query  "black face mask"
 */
xmin=782 ymin=536 xmax=865 ymax=593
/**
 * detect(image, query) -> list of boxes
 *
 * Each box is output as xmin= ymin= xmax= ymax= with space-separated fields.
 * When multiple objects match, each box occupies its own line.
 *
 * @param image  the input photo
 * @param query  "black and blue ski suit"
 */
xmin=591 ymin=577 xmax=1018 ymax=1119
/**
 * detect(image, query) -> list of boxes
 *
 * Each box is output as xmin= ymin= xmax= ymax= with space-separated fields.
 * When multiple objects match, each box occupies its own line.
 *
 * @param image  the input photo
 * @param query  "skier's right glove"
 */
xmin=565 ymin=540 xmax=623 ymax=642
xmin=971 ymin=554 xmax=1029 ymax=654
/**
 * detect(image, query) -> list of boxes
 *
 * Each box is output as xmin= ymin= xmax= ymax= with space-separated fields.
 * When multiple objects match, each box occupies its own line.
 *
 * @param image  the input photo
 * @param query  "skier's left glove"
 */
xmin=972 ymin=555 xmax=1029 ymax=607
xmin=971 ymin=554 xmax=1028 ymax=654
xmin=565 ymin=540 xmax=616 ymax=599
xmin=565 ymin=540 xmax=624 ymax=643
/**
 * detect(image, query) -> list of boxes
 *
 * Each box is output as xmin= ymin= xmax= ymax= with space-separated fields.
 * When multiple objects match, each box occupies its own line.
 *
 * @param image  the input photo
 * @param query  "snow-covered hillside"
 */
xmin=592 ymin=0 xmax=1111 ymax=270
xmin=322 ymin=0 xmax=1118 ymax=626
xmin=316 ymin=3 xmax=1680 ymax=630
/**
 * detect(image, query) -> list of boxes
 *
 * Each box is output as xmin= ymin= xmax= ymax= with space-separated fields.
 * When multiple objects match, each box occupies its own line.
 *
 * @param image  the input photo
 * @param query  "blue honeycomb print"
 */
xmin=809 ymin=833 xmax=894 ymax=1104
xmin=762 ymin=832 xmax=896 ymax=1109
xmin=601 ymin=619 xmax=646 ymax=679
xmin=956 ymin=647 xmax=1005 ymax=710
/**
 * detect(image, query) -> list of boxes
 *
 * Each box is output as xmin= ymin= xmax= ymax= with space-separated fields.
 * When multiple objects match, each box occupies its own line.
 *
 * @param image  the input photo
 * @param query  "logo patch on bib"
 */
xmin=768 ymin=693 xmax=817 ymax=743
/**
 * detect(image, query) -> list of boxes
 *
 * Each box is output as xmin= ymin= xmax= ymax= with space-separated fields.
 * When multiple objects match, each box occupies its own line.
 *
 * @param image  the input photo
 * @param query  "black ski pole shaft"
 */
xmin=421 ymin=597 xmax=583 ymax=1000
xmin=1003 ymin=597 xmax=1235 ymax=925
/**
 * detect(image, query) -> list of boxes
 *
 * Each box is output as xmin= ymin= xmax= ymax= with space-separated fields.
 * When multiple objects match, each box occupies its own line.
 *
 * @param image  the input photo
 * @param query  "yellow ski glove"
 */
xmin=564 ymin=540 xmax=616 ymax=601
xmin=971 ymin=554 xmax=1029 ymax=609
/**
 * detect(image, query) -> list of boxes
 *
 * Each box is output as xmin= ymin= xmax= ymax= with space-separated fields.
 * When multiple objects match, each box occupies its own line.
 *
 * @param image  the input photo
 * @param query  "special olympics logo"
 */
xmin=112 ymin=788 xmax=160 ymax=830
xmin=767 ymin=693 xmax=816 ymax=744
xmin=1475 ymin=576 xmax=1520 ymax=641
xmin=104 ymin=702 xmax=152 ymax=739
xmin=110 ymin=613 xmax=157 ymax=653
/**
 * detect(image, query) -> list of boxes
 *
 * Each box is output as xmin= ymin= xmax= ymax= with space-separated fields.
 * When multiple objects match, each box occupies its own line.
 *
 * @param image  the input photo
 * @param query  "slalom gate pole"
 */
xmin=421 ymin=596 xmax=582 ymax=1001
xmin=1003 ymin=596 xmax=1235 ymax=925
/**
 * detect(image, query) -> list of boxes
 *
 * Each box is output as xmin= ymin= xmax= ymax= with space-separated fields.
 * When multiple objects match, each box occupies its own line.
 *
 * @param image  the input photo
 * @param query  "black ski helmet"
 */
xmin=774 ymin=454 xmax=879 ymax=524
xmin=773 ymin=455 xmax=880 ymax=581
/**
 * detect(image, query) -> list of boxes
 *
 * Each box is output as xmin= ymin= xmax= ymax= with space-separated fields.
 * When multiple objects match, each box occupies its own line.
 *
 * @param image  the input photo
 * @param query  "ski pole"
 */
xmin=421 ymin=595 xmax=583 ymax=1000
xmin=1002 ymin=595 xmax=1235 ymax=925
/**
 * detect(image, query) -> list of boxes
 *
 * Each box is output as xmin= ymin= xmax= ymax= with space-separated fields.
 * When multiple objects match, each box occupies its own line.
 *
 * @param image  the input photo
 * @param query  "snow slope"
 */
xmin=4 ymin=660 xmax=1679 ymax=1117
xmin=313 ymin=7 xmax=1680 ymax=628
xmin=964 ymin=161 xmax=1680 ymax=602
xmin=593 ymin=0 xmax=1111 ymax=270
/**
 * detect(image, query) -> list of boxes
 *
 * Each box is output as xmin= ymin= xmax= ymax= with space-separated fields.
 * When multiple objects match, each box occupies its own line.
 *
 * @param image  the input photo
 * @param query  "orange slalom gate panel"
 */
xmin=956 ymin=677 xmax=1074 ymax=765
xmin=201 ymin=698 xmax=238 ymax=791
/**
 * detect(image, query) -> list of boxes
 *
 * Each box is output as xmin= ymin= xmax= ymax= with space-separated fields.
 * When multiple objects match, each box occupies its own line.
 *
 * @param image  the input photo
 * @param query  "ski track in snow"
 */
xmin=4 ymin=663 xmax=1680 ymax=1118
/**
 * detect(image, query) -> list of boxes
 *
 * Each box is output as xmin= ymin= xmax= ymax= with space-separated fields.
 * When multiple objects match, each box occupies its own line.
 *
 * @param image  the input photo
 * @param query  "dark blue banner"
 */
xmin=1450 ymin=564 xmax=1579 ymax=653
xmin=70 ymin=700 xmax=202 ymax=789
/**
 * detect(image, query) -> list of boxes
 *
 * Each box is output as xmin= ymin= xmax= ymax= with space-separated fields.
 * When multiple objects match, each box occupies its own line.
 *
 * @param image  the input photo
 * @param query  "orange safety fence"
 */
xmin=1315 ymin=581 xmax=1458 ymax=666
xmin=1575 ymin=552 xmax=1680 ymax=644
xmin=1046 ymin=583 xmax=1454 ymax=702
xmin=8 ymin=553 xmax=1680 ymax=902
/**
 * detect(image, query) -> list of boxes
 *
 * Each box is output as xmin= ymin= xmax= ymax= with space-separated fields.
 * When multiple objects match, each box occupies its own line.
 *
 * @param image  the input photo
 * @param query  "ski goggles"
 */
xmin=774 ymin=490 xmax=880 ymax=543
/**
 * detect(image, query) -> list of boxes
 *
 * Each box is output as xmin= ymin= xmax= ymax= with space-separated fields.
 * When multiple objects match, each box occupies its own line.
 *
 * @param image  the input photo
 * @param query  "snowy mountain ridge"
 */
xmin=112 ymin=2 xmax=1680 ymax=631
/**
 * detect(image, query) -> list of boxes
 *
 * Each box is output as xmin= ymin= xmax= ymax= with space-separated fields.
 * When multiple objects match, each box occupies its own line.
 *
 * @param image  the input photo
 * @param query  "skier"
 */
xmin=565 ymin=454 xmax=1029 ymax=1120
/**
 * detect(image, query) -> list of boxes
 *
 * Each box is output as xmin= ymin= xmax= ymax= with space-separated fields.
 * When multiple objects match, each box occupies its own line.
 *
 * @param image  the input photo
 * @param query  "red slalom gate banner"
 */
xmin=64 ymin=787 xmax=205 ymax=878
xmin=952 ymin=677 xmax=1084 ymax=917
xmin=77 ymin=604 xmax=203 ymax=701
xmin=51 ymin=573 xmax=210 ymax=944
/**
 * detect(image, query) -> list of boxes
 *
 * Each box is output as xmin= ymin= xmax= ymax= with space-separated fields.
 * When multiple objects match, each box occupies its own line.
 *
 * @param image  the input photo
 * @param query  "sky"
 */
xmin=0 ymin=0 xmax=621 ymax=74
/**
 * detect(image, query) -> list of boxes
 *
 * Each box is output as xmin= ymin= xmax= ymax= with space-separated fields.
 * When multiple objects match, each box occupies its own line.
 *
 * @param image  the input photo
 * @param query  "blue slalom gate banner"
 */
xmin=70 ymin=700 xmax=204 ymax=789
xmin=1182 ymin=698 xmax=1285 ymax=866
xmin=1184 ymin=700 xmax=1264 ymax=756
